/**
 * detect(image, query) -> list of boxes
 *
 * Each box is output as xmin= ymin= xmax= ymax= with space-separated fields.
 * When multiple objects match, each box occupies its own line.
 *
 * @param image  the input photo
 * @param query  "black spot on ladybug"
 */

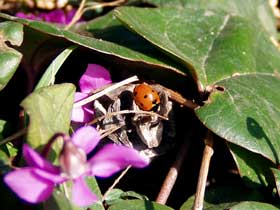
xmin=144 ymin=95 xmax=148 ymax=99
xmin=140 ymin=102 xmax=144 ymax=107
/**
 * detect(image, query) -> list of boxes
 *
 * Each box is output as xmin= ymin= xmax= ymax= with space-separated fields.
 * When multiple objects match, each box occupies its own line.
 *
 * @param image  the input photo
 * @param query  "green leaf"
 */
xmin=144 ymin=0 xmax=187 ymax=7
xmin=0 ymin=21 xmax=23 ymax=91
xmin=104 ymin=189 xmax=124 ymax=206
xmin=0 ymin=119 xmax=9 ymax=141
xmin=0 ymin=120 xmax=14 ymax=173
xmin=44 ymin=189 xmax=74 ymax=210
xmin=180 ymin=185 xmax=265 ymax=210
xmin=108 ymin=199 xmax=174 ymax=210
xmin=145 ymin=0 xmax=277 ymax=38
xmin=196 ymin=74 xmax=280 ymax=164
xmin=153 ymin=0 xmax=277 ymax=38
xmin=21 ymin=84 xmax=75 ymax=157
xmin=229 ymin=143 xmax=275 ymax=188
xmin=120 ymin=191 xmax=149 ymax=200
xmin=35 ymin=45 xmax=77 ymax=90
xmin=230 ymin=201 xmax=279 ymax=210
xmin=272 ymin=168 xmax=280 ymax=197
xmin=114 ymin=7 xmax=280 ymax=88
xmin=62 ymin=177 xmax=104 ymax=210
xmin=83 ymin=11 xmax=162 ymax=55
xmin=0 ymin=149 xmax=10 ymax=173
xmin=0 ymin=12 xmax=185 ymax=79
xmin=104 ymin=189 xmax=148 ymax=206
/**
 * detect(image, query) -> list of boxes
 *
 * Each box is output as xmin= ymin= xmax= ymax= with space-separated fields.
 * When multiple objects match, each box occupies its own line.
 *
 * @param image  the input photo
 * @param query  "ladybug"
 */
xmin=133 ymin=83 xmax=161 ymax=111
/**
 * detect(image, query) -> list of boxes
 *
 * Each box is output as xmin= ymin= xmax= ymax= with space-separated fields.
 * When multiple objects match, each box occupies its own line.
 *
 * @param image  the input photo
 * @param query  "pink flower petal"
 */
xmin=72 ymin=176 xmax=98 ymax=206
xmin=79 ymin=64 xmax=111 ymax=93
xmin=4 ymin=167 xmax=55 ymax=203
xmin=33 ymin=168 xmax=66 ymax=184
xmin=16 ymin=12 xmax=39 ymax=20
xmin=44 ymin=9 xmax=66 ymax=24
xmin=23 ymin=144 xmax=60 ymax=174
xmin=71 ymin=92 xmax=94 ymax=123
xmin=71 ymin=126 xmax=101 ymax=154
xmin=16 ymin=9 xmax=79 ymax=24
xmin=89 ymin=144 xmax=149 ymax=177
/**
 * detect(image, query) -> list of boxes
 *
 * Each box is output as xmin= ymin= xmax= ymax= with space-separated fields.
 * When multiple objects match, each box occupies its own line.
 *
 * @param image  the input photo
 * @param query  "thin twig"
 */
xmin=192 ymin=130 xmax=214 ymax=210
xmin=89 ymin=109 xmax=168 ymax=125
xmin=102 ymin=165 xmax=131 ymax=201
xmin=156 ymin=130 xmax=191 ymax=204
xmin=161 ymin=85 xmax=198 ymax=110
xmin=84 ymin=0 xmax=126 ymax=12
xmin=0 ymin=128 xmax=27 ymax=146
xmin=64 ymin=0 xmax=86 ymax=30
xmin=65 ymin=0 xmax=126 ymax=29
xmin=99 ymin=125 xmax=122 ymax=139
xmin=73 ymin=75 xmax=139 ymax=108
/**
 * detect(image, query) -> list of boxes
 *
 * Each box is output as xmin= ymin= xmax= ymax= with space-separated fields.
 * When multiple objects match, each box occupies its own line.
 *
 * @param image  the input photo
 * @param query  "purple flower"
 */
xmin=16 ymin=9 xmax=78 ymax=24
xmin=4 ymin=126 xmax=149 ymax=206
xmin=71 ymin=64 xmax=112 ymax=123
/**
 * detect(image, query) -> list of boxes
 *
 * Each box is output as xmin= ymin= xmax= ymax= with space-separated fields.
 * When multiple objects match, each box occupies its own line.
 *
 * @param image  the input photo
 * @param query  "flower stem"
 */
xmin=0 ymin=128 xmax=27 ymax=146
xmin=192 ymin=130 xmax=214 ymax=210
xmin=89 ymin=109 xmax=168 ymax=125
xmin=41 ymin=133 xmax=66 ymax=158
xmin=102 ymin=165 xmax=131 ymax=201
xmin=156 ymin=129 xmax=191 ymax=204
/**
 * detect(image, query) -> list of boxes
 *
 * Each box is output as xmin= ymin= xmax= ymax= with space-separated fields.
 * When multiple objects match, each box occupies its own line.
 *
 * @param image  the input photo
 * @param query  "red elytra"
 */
xmin=133 ymin=83 xmax=160 ymax=111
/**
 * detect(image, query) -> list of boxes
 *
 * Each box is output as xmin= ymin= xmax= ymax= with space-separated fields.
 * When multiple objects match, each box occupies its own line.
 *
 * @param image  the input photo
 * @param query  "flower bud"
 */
xmin=59 ymin=141 xmax=87 ymax=179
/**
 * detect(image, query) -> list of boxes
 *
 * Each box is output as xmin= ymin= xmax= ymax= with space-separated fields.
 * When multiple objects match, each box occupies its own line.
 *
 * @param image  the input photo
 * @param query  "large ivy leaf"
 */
xmin=147 ymin=0 xmax=277 ymax=38
xmin=0 ymin=21 xmax=23 ymax=91
xmin=189 ymin=0 xmax=277 ymax=38
xmin=0 ymin=12 xmax=185 ymax=79
xmin=108 ymin=199 xmax=174 ymax=210
xmin=114 ymin=7 xmax=280 ymax=164
xmin=21 ymin=84 xmax=75 ymax=155
xmin=196 ymin=75 xmax=280 ymax=163
xmin=82 ymin=11 xmax=161 ymax=55
xmin=114 ymin=7 xmax=280 ymax=89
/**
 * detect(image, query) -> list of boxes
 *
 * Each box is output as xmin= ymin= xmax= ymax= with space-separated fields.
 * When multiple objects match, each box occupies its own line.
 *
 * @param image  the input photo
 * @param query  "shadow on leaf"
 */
xmin=246 ymin=117 xmax=279 ymax=164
